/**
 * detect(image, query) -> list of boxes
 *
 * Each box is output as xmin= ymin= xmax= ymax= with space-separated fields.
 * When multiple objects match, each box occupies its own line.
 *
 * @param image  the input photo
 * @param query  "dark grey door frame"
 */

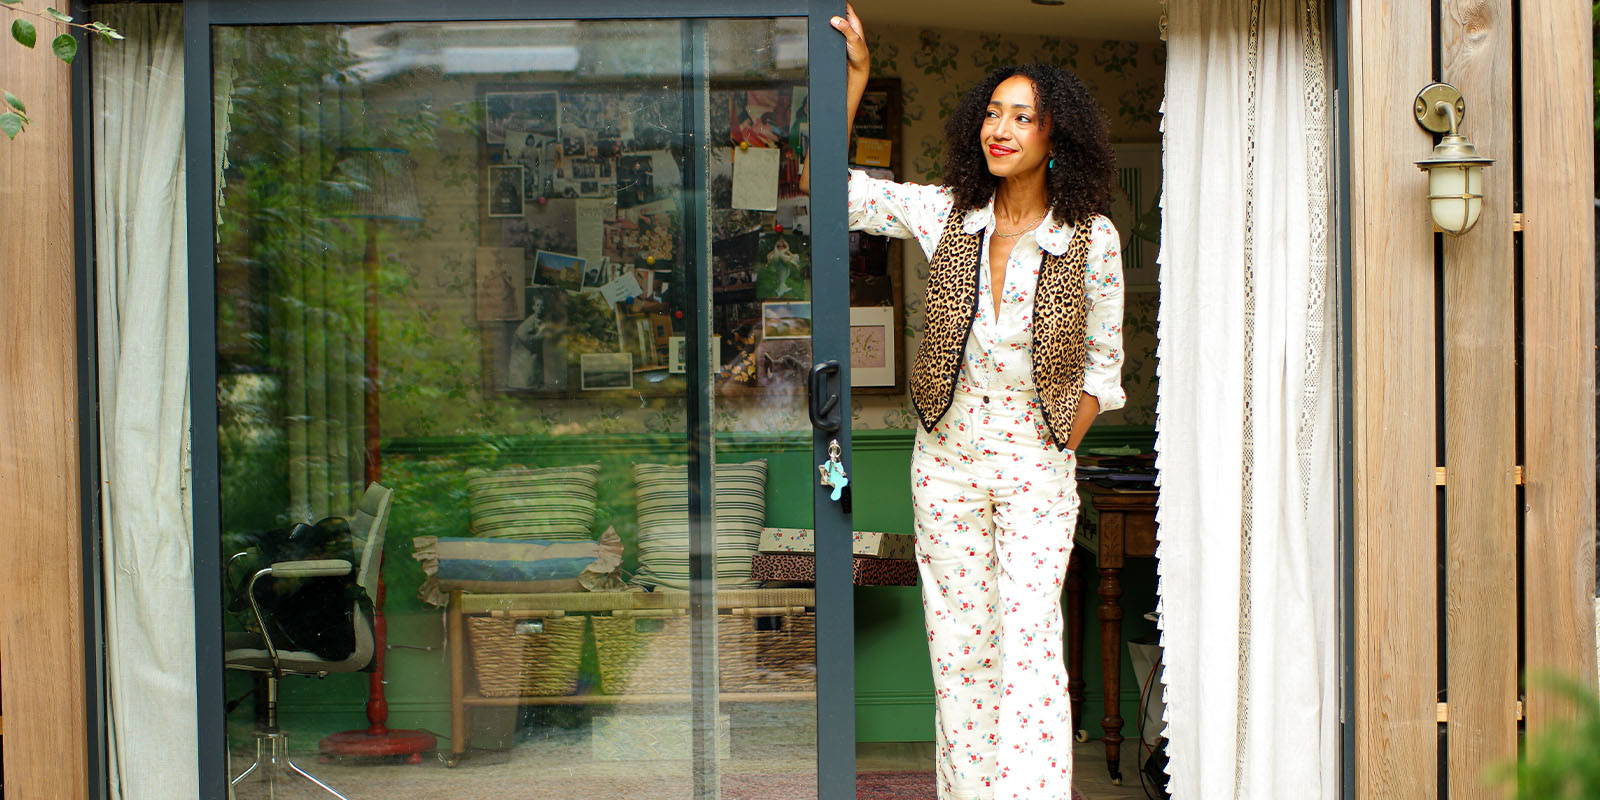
xmin=182 ymin=2 xmax=850 ymax=798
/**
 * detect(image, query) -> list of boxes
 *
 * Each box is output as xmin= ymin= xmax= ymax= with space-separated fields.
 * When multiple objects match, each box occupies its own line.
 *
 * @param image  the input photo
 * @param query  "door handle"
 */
xmin=808 ymin=360 xmax=841 ymax=432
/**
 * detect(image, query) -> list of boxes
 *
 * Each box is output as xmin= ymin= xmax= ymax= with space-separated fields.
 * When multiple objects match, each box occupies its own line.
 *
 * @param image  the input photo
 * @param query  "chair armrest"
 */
xmin=269 ymin=559 xmax=353 ymax=579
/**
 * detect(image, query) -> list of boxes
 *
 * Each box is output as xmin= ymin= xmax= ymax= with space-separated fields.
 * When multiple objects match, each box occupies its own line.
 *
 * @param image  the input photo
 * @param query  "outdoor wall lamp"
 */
xmin=1413 ymin=82 xmax=1494 ymax=235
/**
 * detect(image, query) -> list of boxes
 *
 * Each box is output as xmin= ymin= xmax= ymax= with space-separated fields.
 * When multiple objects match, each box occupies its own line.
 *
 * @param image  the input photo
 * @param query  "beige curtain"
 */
xmin=92 ymin=6 xmax=196 ymax=798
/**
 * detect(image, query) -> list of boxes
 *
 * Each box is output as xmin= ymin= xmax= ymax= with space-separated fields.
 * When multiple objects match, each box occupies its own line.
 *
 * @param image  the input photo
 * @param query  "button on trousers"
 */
xmin=911 ymin=388 xmax=1080 ymax=800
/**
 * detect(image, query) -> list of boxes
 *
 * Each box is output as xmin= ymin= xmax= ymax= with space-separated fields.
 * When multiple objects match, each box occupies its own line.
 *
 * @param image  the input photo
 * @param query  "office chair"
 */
xmin=224 ymin=483 xmax=392 ymax=799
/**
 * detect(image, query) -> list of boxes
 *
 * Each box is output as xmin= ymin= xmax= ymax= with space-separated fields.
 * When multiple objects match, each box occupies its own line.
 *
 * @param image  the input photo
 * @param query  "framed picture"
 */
xmin=1109 ymin=142 xmax=1161 ymax=289
xmin=846 ymin=79 xmax=906 ymax=396
xmin=849 ymin=306 xmax=896 ymax=387
xmin=488 ymin=165 xmax=526 ymax=217
xmin=580 ymin=352 xmax=633 ymax=391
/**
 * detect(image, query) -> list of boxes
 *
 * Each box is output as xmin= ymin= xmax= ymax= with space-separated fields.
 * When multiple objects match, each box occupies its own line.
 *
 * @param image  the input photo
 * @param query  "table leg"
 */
xmin=1065 ymin=551 xmax=1087 ymax=742
xmin=448 ymin=591 xmax=467 ymax=767
xmin=1099 ymin=565 xmax=1125 ymax=785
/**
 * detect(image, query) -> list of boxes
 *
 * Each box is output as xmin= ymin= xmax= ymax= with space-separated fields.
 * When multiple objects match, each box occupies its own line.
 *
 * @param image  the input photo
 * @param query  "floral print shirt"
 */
xmin=847 ymin=168 xmax=1127 ymax=413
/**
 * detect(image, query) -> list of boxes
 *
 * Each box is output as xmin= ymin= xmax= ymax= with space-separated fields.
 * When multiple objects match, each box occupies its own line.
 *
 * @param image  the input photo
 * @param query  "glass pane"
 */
xmin=211 ymin=16 xmax=814 ymax=800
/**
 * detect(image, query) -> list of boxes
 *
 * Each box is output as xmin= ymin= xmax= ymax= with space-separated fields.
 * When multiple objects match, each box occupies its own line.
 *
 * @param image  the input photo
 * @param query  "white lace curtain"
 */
xmin=1155 ymin=2 xmax=1338 ymax=798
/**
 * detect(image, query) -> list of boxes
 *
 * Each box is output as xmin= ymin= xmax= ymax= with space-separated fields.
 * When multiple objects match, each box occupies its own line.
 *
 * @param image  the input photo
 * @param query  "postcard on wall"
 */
xmin=475 ymin=246 xmax=525 ymax=321
xmin=532 ymin=250 xmax=585 ymax=290
xmin=580 ymin=352 xmax=633 ymax=391
xmin=754 ymin=231 xmax=808 ymax=301
xmin=761 ymin=301 xmax=811 ymax=340
xmin=598 ymin=270 xmax=645 ymax=304
xmin=487 ymin=165 xmax=526 ymax=217
xmin=731 ymin=146 xmax=780 ymax=211
xmin=668 ymin=336 xmax=722 ymax=375
xmin=755 ymin=339 xmax=810 ymax=389
xmin=505 ymin=287 xmax=571 ymax=392
xmin=853 ymin=137 xmax=892 ymax=168
xmin=849 ymin=305 xmax=896 ymax=387
xmin=485 ymin=91 xmax=559 ymax=146
xmin=574 ymin=197 xmax=613 ymax=264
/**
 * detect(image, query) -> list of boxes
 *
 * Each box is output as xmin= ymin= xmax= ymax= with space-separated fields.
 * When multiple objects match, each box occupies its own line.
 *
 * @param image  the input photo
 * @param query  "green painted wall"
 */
xmin=243 ymin=426 xmax=1160 ymax=747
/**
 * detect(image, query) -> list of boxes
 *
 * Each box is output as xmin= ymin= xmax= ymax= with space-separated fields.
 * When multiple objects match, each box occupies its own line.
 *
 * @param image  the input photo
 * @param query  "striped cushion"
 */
xmin=632 ymin=460 xmax=767 ymax=590
xmin=467 ymin=464 xmax=601 ymax=541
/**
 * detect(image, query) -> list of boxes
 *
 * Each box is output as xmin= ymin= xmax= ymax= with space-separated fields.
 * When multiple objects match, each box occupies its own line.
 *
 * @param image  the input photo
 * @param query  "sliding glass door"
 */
xmin=186 ymin=3 xmax=852 ymax=798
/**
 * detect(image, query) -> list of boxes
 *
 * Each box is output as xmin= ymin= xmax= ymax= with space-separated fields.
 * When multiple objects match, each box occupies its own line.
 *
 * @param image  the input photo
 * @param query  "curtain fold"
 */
xmin=92 ymin=6 xmax=197 ymax=798
xmin=1155 ymin=2 xmax=1337 ymax=798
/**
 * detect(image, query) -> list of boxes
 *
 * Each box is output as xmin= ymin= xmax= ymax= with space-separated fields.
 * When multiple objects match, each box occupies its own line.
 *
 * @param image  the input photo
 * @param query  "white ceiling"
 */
xmin=849 ymin=0 xmax=1165 ymax=44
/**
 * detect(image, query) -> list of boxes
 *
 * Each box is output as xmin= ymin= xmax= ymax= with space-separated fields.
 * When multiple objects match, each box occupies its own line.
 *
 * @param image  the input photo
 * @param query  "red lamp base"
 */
xmin=320 ymin=728 xmax=436 ymax=763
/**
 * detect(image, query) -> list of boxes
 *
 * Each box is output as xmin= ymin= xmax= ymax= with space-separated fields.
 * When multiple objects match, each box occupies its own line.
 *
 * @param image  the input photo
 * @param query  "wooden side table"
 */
xmin=1068 ymin=487 xmax=1158 ymax=786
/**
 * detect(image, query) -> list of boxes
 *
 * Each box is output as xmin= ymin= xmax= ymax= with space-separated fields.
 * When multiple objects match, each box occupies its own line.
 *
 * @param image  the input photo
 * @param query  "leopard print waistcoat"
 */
xmin=910 ymin=209 xmax=1095 ymax=451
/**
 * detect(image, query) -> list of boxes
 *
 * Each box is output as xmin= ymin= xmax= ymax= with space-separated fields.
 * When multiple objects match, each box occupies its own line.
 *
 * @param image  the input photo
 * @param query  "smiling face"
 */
xmin=980 ymin=75 xmax=1052 ymax=180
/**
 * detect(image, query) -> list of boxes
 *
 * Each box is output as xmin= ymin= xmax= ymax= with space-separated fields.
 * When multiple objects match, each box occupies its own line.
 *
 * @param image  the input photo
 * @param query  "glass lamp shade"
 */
xmin=1416 ymin=132 xmax=1492 ymax=236
xmin=1425 ymin=162 xmax=1485 ymax=235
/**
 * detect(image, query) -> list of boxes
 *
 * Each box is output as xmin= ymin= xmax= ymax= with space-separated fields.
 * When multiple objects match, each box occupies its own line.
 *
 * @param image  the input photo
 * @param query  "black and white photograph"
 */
xmin=484 ymin=90 xmax=559 ymax=145
xmin=580 ymin=352 xmax=633 ymax=391
xmin=505 ymin=286 xmax=569 ymax=391
xmin=581 ymin=257 xmax=609 ymax=289
xmin=761 ymin=301 xmax=811 ymax=339
xmin=487 ymin=165 xmax=526 ymax=218
xmin=532 ymin=250 xmax=585 ymax=291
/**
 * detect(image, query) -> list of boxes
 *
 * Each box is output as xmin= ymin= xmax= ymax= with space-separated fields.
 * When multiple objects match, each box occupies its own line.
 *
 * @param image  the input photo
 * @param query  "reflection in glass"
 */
xmin=212 ymin=18 xmax=816 ymax=799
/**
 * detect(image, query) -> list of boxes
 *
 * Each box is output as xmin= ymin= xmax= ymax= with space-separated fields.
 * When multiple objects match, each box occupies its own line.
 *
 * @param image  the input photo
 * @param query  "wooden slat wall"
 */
xmin=1353 ymin=0 xmax=1599 ymax=796
xmin=1438 ymin=0 xmax=1520 ymax=796
xmin=0 ymin=1 xmax=91 ymax=796
xmin=1519 ymin=0 xmax=1599 ymax=734
xmin=1348 ymin=1 xmax=1441 ymax=797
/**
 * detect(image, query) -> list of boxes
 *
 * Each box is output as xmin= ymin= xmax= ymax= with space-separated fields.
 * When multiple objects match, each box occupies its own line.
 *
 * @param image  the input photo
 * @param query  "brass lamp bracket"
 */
xmin=1414 ymin=83 xmax=1466 ymax=134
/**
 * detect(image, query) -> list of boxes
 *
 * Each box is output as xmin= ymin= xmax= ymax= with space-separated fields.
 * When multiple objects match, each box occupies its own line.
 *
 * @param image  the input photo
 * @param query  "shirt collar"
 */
xmin=961 ymin=198 xmax=1073 ymax=256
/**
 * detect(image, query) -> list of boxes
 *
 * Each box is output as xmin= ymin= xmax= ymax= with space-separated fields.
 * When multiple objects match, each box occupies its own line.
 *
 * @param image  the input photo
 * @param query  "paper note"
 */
xmin=732 ymin=146 xmax=780 ymax=211
xmin=599 ymin=272 xmax=646 ymax=304
xmin=853 ymin=137 xmax=892 ymax=167
xmin=575 ymin=197 xmax=612 ymax=264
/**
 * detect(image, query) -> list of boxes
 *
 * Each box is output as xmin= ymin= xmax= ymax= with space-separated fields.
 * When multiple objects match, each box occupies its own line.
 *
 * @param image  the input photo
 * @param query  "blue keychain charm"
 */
xmin=818 ymin=439 xmax=849 ymax=502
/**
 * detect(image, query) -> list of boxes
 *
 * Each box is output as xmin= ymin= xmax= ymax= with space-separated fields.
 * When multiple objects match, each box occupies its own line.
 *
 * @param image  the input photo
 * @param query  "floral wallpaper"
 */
xmin=373 ymin=22 xmax=1163 ymax=442
xmin=853 ymin=24 xmax=1164 ymax=429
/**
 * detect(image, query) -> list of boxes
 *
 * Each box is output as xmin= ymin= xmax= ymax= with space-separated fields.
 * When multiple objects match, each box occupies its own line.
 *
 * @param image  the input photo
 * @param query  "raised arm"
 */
xmin=800 ymin=3 xmax=869 ymax=195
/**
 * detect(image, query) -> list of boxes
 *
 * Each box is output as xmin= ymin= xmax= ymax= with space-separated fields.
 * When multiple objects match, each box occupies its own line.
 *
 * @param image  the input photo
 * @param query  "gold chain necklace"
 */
xmin=992 ymin=210 xmax=1048 ymax=239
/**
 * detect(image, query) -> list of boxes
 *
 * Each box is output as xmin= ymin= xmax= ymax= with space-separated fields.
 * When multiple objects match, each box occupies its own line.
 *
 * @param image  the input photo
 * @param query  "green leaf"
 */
xmin=11 ymin=18 xmax=36 ymax=48
xmin=3 ymin=91 xmax=23 ymax=114
xmin=51 ymin=32 xmax=75 ymax=64
xmin=0 ymin=112 xmax=23 ymax=140
xmin=44 ymin=6 xmax=71 ymax=22
xmin=0 ymin=1 xmax=22 ymax=6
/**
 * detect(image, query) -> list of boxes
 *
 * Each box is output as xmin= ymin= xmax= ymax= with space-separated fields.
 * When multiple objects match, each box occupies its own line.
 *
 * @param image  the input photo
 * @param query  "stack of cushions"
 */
xmin=466 ymin=464 xmax=601 ymax=541
xmin=631 ymin=460 xmax=767 ymax=590
xmin=413 ymin=528 xmax=626 ymax=606
xmin=414 ymin=464 xmax=626 ymax=606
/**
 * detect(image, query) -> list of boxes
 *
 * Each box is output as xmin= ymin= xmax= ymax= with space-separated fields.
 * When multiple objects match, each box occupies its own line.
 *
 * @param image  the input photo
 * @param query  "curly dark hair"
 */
xmin=942 ymin=64 xmax=1116 ymax=226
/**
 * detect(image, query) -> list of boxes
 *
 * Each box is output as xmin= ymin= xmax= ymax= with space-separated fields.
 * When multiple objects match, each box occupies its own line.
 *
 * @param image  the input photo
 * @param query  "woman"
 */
xmin=817 ymin=8 xmax=1126 ymax=799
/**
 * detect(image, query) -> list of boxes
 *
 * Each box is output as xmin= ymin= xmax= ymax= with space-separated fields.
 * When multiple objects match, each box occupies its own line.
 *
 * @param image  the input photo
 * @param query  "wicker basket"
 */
xmin=467 ymin=616 xmax=585 ymax=697
xmin=592 ymin=611 xmax=816 ymax=694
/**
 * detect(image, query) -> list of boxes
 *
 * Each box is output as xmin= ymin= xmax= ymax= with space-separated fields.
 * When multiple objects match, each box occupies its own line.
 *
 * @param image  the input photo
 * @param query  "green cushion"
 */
xmin=632 ymin=460 xmax=767 ymax=590
xmin=467 ymin=464 xmax=600 ymax=541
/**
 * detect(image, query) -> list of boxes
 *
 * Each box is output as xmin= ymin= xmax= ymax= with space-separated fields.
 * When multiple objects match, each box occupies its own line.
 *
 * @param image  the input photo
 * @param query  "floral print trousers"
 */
xmin=911 ymin=387 xmax=1080 ymax=800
